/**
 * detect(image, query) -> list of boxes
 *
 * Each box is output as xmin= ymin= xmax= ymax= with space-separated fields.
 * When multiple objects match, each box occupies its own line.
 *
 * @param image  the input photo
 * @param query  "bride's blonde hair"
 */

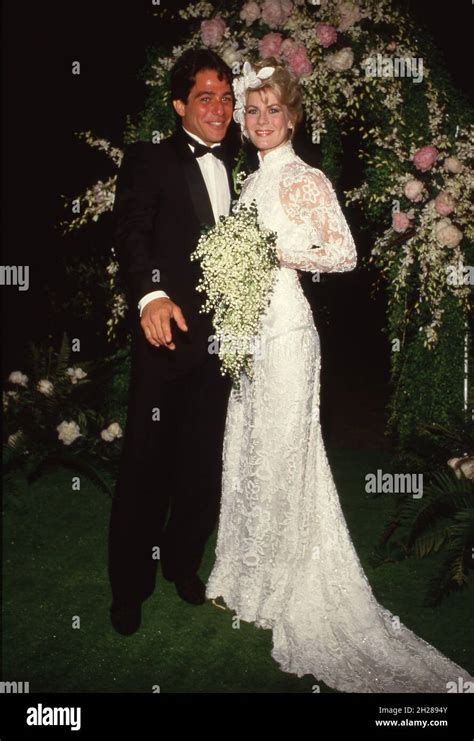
xmin=243 ymin=57 xmax=303 ymax=141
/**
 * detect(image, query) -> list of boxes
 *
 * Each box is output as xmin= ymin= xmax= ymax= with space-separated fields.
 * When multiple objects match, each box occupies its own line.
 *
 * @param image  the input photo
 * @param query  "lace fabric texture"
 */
xmin=206 ymin=141 xmax=473 ymax=692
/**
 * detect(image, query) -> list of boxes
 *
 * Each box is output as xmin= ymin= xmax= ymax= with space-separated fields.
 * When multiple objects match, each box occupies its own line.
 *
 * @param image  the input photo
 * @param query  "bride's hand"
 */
xmin=276 ymin=248 xmax=302 ymax=278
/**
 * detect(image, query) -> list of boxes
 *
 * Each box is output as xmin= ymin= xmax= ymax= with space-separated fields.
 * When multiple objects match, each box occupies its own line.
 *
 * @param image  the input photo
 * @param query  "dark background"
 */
xmin=2 ymin=0 xmax=473 ymax=447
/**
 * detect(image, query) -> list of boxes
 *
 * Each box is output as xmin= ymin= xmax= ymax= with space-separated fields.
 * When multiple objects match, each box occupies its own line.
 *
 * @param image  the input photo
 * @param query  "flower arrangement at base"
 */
xmin=190 ymin=199 xmax=279 ymax=387
xmin=2 ymin=332 xmax=128 ymax=502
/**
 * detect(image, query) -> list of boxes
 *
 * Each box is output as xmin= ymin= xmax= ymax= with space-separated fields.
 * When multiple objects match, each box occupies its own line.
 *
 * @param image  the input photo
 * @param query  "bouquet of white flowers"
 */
xmin=190 ymin=200 xmax=279 ymax=387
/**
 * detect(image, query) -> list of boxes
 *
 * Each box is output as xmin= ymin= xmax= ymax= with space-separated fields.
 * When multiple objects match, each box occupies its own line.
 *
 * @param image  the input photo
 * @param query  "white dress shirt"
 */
xmin=137 ymin=126 xmax=231 ymax=316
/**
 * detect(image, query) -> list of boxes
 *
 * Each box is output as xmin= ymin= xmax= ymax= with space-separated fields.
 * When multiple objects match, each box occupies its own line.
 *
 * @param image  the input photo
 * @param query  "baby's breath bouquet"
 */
xmin=190 ymin=200 xmax=279 ymax=387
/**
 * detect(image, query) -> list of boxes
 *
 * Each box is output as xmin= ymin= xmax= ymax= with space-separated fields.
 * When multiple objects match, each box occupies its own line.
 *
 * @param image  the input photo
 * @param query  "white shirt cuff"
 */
xmin=138 ymin=290 xmax=169 ymax=316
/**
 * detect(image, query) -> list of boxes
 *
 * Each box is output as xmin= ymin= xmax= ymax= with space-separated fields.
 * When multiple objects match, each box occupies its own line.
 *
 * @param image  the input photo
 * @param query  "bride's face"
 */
xmin=245 ymin=88 xmax=293 ymax=156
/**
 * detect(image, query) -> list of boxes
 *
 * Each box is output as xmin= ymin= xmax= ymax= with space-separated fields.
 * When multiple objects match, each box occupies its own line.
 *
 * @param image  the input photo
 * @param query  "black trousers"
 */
xmin=108 ymin=321 xmax=231 ymax=604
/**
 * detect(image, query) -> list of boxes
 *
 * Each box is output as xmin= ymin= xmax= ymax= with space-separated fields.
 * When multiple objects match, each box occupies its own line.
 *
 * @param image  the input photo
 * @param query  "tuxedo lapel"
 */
xmin=169 ymin=129 xmax=216 ymax=227
xmin=169 ymin=127 xmax=237 ymax=224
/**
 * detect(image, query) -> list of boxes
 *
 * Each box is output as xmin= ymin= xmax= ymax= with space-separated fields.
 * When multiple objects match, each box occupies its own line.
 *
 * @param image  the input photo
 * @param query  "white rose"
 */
xmin=221 ymin=42 xmax=242 ymax=66
xmin=448 ymin=457 xmax=474 ymax=481
xmin=101 ymin=429 xmax=115 ymax=442
xmin=8 ymin=371 xmax=29 ymax=387
xmin=435 ymin=218 xmax=463 ymax=248
xmin=37 ymin=379 xmax=54 ymax=396
xmin=326 ymin=47 xmax=354 ymax=72
xmin=100 ymin=422 xmax=123 ymax=442
xmin=66 ymin=367 xmax=88 ymax=384
xmin=57 ymin=420 xmax=82 ymax=446
xmin=107 ymin=422 xmax=123 ymax=438
xmin=336 ymin=1 xmax=362 ymax=31
xmin=403 ymin=179 xmax=425 ymax=202
xmin=443 ymin=156 xmax=463 ymax=174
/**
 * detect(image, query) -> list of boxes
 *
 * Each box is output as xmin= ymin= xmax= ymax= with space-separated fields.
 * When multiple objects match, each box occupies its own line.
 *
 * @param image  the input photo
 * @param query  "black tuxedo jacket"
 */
xmin=113 ymin=126 xmax=237 ymax=369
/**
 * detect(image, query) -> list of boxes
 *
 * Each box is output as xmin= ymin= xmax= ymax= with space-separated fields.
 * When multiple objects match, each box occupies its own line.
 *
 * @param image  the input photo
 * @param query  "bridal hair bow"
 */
xmin=232 ymin=61 xmax=275 ymax=128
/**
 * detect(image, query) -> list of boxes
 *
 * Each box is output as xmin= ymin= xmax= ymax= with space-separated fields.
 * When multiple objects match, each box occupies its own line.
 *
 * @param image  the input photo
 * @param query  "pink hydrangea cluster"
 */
xmin=200 ymin=16 xmax=226 ymax=48
xmin=413 ymin=145 xmax=439 ymax=172
xmin=259 ymin=32 xmax=283 ymax=58
xmin=434 ymin=191 xmax=456 ymax=216
xmin=392 ymin=211 xmax=411 ymax=233
xmin=315 ymin=22 xmax=338 ymax=48
xmin=261 ymin=0 xmax=293 ymax=29
xmin=281 ymin=39 xmax=313 ymax=77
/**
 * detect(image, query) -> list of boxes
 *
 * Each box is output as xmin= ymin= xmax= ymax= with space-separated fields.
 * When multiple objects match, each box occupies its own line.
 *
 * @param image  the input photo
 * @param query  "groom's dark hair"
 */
xmin=170 ymin=48 xmax=233 ymax=118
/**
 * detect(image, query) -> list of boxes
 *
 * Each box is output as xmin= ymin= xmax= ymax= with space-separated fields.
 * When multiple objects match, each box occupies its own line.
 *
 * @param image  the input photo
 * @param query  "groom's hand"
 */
xmin=140 ymin=297 xmax=188 ymax=350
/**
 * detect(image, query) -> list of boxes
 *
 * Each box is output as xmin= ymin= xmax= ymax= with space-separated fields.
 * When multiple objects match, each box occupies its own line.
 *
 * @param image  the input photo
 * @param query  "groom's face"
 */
xmin=173 ymin=69 xmax=233 ymax=147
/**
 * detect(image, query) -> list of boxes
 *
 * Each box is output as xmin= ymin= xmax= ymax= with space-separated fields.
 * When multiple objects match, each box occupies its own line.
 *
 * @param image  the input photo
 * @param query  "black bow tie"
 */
xmin=182 ymin=130 xmax=226 ymax=162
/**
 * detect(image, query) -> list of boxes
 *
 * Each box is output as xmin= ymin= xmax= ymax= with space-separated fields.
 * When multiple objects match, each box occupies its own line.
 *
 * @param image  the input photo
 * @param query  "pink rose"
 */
xmin=261 ymin=0 xmax=293 ymax=29
xmin=435 ymin=191 xmax=456 ymax=216
xmin=315 ymin=22 xmax=338 ymax=48
xmin=240 ymin=1 xmax=261 ymax=26
xmin=413 ymin=145 xmax=439 ymax=172
xmin=386 ymin=41 xmax=397 ymax=52
xmin=392 ymin=211 xmax=411 ymax=233
xmin=259 ymin=32 xmax=283 ymax=58
xmin=200 ymin=16 xmax=226 ymax=48
xmin=285 ymin=44 xmax=313 ymax=78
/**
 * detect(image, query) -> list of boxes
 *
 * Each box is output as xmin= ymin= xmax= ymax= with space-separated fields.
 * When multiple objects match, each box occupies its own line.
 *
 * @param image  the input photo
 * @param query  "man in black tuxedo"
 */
xmin=108 ymin=49 xmax=236 ymax=635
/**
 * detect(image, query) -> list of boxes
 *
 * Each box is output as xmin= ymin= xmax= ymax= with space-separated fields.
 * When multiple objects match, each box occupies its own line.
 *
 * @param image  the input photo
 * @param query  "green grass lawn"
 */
xmin=2 ymin=448 xmax=473 ymax=693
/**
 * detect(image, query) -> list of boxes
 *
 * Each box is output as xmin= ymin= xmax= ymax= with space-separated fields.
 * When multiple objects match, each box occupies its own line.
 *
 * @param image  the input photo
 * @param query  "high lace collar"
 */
xmin=257 ymin=139 xmax=295 ymax=169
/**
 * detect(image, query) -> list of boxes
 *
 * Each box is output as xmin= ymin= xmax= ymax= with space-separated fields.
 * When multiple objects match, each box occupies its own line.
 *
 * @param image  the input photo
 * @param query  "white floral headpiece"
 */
xmin=232 ymin=61 xmax=275 ymax=128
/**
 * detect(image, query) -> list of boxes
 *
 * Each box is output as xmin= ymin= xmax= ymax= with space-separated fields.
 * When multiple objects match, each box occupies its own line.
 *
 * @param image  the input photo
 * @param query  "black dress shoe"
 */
xmin=174 ymin=574 xmax=206 ymax=605
xmin=110 ymin=600 xmax=142 ymax=635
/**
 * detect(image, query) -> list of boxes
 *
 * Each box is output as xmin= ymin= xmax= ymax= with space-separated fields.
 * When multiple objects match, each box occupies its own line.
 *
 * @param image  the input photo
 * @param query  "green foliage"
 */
xmin=320 ymin=118 xmax=343 ymax=186
xmin=123 ymin=46 xmax=176 ymax=144
xmin=370 ymin=469 xmax=474 ymax=605
xmin=100 ymin=343 xmax=131 ymax=430
xmin=387 ymin=293 xmax=470 ymax=469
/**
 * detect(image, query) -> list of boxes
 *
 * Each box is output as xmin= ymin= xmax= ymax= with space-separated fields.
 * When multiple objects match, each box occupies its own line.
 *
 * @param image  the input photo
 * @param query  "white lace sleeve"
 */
xmin=278 ymin=166 xmax=357 ymax=273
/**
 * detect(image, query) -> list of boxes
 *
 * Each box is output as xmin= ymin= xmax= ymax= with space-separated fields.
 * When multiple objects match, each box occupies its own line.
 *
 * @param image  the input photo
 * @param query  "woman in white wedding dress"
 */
xmin=205 ymin=59 xmax=473 ymax=693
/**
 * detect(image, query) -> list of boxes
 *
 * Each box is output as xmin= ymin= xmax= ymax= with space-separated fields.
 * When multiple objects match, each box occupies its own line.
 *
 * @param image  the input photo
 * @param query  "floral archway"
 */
xmin=62 ymin=0 xmax=473 ymax=464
